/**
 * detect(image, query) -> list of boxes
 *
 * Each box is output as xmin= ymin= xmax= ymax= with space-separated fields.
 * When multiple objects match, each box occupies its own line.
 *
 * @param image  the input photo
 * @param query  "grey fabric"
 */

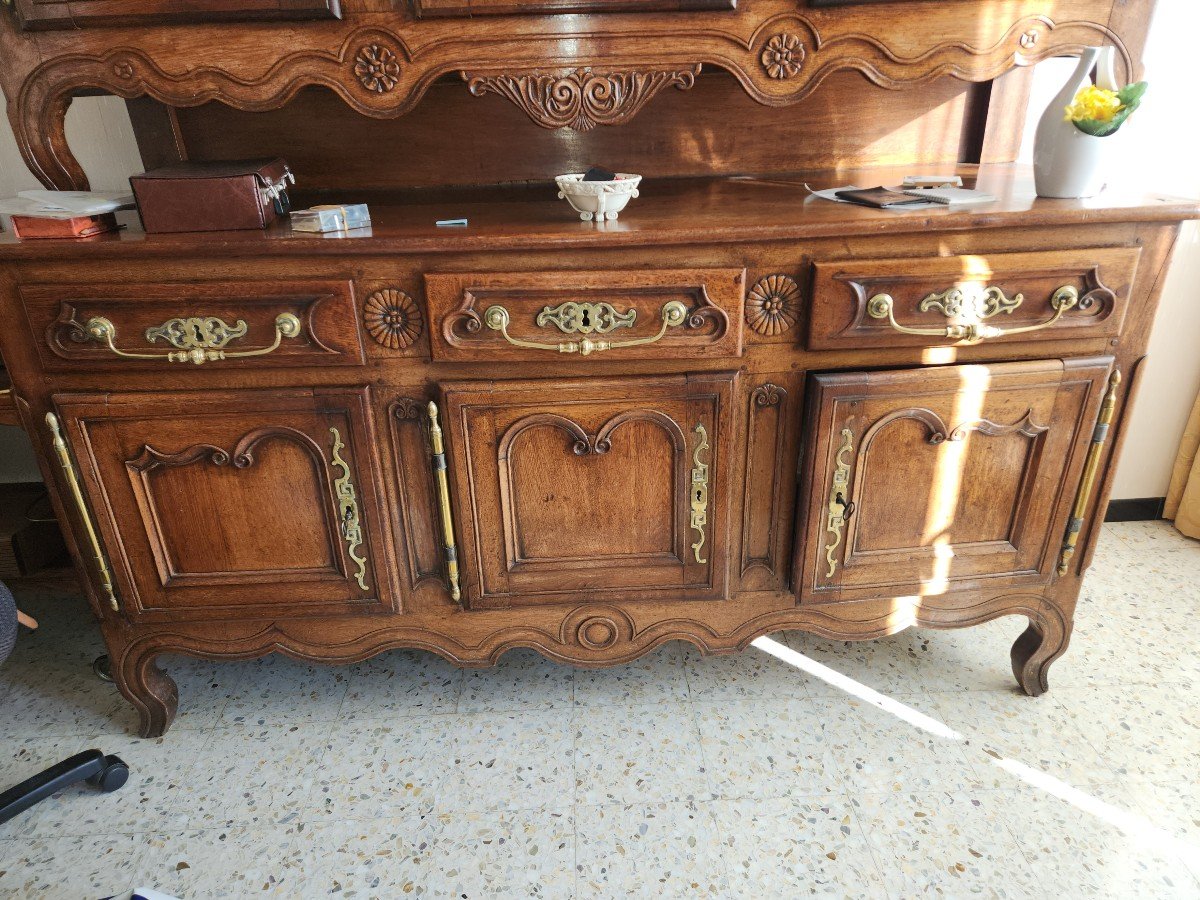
xmin=0 ymin=580 xmax=17 ymax=665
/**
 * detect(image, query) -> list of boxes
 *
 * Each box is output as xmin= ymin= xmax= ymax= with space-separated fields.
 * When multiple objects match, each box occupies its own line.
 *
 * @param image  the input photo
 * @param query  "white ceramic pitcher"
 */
xmin=1034 ymin=46 xmax=1120 ymax=199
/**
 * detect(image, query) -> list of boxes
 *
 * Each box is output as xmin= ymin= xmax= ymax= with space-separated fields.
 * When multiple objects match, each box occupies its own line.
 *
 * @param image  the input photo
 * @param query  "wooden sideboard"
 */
xmin=1 ymin=0 xmax=1192 ymax=736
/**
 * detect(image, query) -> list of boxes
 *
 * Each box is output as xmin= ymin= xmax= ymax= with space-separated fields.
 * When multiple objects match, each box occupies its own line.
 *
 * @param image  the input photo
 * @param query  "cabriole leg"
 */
xmin=113 ymin=648 xmax=179 ymax=738
xmin=1011 ymin=614 xmax=1070 ymax=697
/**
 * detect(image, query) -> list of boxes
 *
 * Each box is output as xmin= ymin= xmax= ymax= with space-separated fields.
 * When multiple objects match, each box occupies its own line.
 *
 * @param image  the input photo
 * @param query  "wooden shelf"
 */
xmin=0 ymin=166 xmax=1196 ymax=262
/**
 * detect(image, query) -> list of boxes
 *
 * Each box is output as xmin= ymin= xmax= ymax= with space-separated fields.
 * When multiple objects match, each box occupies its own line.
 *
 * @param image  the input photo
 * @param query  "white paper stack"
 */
xmin=0 ymin=190 xmax=135 ymax=219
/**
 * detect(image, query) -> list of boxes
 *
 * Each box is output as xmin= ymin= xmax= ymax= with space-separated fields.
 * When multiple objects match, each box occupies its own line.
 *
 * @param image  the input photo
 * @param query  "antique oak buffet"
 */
xmin=0 ymin=0 xmax=1192 ymax=736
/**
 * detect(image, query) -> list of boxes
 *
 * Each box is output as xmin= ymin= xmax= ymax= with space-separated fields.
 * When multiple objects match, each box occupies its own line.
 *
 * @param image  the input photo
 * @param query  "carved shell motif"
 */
xmin=746 ymin=275 xmax=801 ymax=336
xmin=363 ymin=289 xmax=423 ymax=350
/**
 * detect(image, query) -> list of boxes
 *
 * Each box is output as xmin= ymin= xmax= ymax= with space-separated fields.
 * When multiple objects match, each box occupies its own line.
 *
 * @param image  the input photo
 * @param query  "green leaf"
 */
xmin=1118 ymin=81 xmax=1149 ymax=108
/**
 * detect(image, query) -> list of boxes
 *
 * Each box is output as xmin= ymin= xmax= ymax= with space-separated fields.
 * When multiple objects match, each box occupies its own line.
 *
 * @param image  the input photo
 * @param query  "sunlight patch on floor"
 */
xmin=752 ymin=634 xmax=1200 ymax=862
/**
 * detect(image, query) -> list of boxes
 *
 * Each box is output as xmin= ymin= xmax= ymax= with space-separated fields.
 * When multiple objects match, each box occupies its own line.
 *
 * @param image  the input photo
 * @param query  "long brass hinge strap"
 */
xmin=45 ymin=412 xmax=119 ymax=612
xmin=427 ymin=402 xmax=462 ymax=604
xmin=1058 ymin=369 xmax=1122 ymax=575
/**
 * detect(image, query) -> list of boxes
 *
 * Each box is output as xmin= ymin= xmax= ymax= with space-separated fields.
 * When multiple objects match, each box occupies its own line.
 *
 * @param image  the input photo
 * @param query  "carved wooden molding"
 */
xmin=363 ymin=289 xmax=423 ymax=350
xmin=462 ymin=65 xmax=701 ymax=131
xmin=741 ymin=382 xmax=789 ymax=578
xmin=3 ymin=12 xmax=1135 ymax=188
xmin=110 ymin=589 xmax=1067 ymax=735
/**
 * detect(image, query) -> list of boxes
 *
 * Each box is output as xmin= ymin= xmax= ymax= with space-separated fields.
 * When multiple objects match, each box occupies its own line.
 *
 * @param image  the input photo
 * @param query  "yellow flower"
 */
xmin=1064 ymin=85 xmax=1122 ymax=123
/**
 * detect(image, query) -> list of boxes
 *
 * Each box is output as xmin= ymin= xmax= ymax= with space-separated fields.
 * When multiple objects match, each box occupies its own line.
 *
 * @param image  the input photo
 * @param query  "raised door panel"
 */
xmin=12 ymin=0 xmax=340 ymax=30
xmin=442 ymin=373 xmax=735 ymax=609
xmin=53 ymin=388 xmax=393 ymax=622
xmin=795 ymin=358 xmax=1113 ymax=604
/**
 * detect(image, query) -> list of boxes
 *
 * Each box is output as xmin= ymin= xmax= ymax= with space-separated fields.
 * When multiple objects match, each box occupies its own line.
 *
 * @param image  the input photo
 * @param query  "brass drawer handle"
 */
xmin=866 ymin=285 xmax=1079 ymax=344
xmin=74 ymin=312 xmax=302 ymax=365
xmin=690 ymin=424 xmax=710 ymax=564
xmin=824 ymin=427 xmax=855 ymax=579
xmin=427 ymin=402 xmax=462 ymax=604
xmin=483 ymin=300 xmax=688 ymax=356
xmin=329 ymin=427 xmax=369 ymax=592
xmin=45 ymin=413 xmax=118 ymax=612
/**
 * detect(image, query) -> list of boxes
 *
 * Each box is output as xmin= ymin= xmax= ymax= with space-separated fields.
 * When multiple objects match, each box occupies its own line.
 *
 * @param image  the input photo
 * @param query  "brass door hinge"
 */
xmin=1058 ymin=369 xmax=1121 ymax=575
xmin=45 ymin=413 xmax=118 ymax=612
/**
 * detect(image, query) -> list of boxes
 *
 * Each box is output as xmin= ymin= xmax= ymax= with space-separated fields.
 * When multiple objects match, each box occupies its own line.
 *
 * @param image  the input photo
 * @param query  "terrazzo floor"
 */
xmin=1 ymin=520 xmax=1198 ymax=899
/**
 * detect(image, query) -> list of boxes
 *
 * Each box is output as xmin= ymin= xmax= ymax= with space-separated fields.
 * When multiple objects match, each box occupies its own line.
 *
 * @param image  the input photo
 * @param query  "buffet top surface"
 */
xmin=1 ymin=164 xmax=1197 ymax=262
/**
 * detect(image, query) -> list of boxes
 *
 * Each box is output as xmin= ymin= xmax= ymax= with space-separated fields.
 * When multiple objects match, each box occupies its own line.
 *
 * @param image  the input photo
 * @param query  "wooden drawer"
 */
xmin=808 ymin=248 xmax=1140 ymax=349
xmin=22 ymin=279 xmax=365 ymax=371
xmin=440 ymin=372 xmax=736 ymax=609
xmin=426 ymin=268 xmax=745 ymax=362
xmin=50 ymin=387 xmax=394 ymax=622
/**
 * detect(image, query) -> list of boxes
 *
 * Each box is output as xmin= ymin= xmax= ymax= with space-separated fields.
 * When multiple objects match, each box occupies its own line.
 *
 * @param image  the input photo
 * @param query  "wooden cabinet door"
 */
xmin=53 ymin=388 xmax=393 ymax=622
xmin=795 ymin=358 xmax=1113 ymax=603
xmin=441 ymin=373 xmax=735 ymax=609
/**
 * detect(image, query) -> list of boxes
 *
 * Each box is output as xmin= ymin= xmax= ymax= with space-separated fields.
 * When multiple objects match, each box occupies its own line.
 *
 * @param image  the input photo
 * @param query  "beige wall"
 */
xmin=1018 ymin=4 xmax=1200 ymax=499
xmin=1 ymin=10 xmax=1198 ymax=497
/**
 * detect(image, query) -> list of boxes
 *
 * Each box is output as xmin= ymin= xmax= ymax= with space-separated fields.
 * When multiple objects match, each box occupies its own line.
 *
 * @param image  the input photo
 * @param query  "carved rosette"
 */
xmin=746 ymin=275 xmax=801 ymax=336
xmin=354 ymin=44 xmax=401 ymax=93
xmin=364 ymin=289 xmax=423 ymax=350
xmin=463 ymin=65 xmax=701 ymax=131
xmin=561 ymin=605 xmax=635 ymax=651
xmin=761 ymin=33 xmax=805 ymax=80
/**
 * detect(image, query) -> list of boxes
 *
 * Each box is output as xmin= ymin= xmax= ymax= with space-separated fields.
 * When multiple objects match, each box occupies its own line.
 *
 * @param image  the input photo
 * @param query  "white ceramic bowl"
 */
xmin=555 ymin=173 xmax=642 ymax=221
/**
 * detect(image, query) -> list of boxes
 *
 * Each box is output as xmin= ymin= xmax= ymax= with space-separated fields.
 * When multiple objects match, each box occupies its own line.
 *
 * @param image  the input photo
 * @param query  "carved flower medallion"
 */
xmin=746 ymin=275 xmax=801 ymax=336
xmin=354 ymin=44 xmax=401 ymax=93
xmin=761 ymin=33 xmax=805 ymax=80
xmin=364 ymin=289 xmax=422 ymax=350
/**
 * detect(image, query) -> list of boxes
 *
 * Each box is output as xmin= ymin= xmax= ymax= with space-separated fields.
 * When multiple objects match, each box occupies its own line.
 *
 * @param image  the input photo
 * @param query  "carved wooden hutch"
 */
xmin=0 ymin=0 xmax=1191 ymax=736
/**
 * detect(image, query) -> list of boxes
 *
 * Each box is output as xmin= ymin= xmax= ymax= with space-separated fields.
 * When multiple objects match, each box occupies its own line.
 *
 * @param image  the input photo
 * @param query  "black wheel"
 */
xmin=92 ymin=654 xmax=113 ymax=682
xmin=85 ymin=756 xmax=129 ymax=792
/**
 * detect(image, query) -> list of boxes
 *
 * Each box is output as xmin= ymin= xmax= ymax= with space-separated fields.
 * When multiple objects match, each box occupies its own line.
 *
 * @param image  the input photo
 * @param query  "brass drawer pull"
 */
xmin=483 ymin=300 xmax=688 ymax=356
xmin=866 ymin=285 xmax=1079 ymax=344
xmin=75 ymin=312 xmax=302 ymax=365
xmin=45 ymin=413 xmax=118 ymax=612
xmin=329 ymin=427 xmax=369 ymax=591
xmin=824 ymin=427 xmax=855 ymax=579
xmin=427 ymin=402 xmax=462 ymax=604
xmin=690 ymin=424 xmax=710 ymax=564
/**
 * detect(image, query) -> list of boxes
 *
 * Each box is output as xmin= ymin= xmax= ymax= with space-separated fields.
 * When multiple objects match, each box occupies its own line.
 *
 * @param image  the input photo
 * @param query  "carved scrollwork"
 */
xmin=363 ymin=289 xmax=423 ymax=350
xmin=761 ymin=33 xmax=806 ymax=80
xmin=463 ymin=65 xmax=701 ymax=131
xmin=354 ymin=44 xmax=401 ymax=93
xmin=751 ymin=383 xmax=785 ymax=409
xmin=746 ymin=275 xmax=801 ymax=336
xmin=391 ymin=397 xmax=425 ymax=422
xmin=11 ymin=17 xmax=1134 ymax=191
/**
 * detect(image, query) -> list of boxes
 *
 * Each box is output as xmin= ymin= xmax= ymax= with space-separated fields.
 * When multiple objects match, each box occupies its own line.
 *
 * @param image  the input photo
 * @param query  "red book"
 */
xmin=9 ymin=212 xmax=120 ymax=239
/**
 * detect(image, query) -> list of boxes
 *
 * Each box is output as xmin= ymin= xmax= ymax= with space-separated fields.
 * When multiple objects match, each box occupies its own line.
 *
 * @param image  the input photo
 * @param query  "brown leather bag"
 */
xmin=130 ymin=159 xmax=294 ymax=233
